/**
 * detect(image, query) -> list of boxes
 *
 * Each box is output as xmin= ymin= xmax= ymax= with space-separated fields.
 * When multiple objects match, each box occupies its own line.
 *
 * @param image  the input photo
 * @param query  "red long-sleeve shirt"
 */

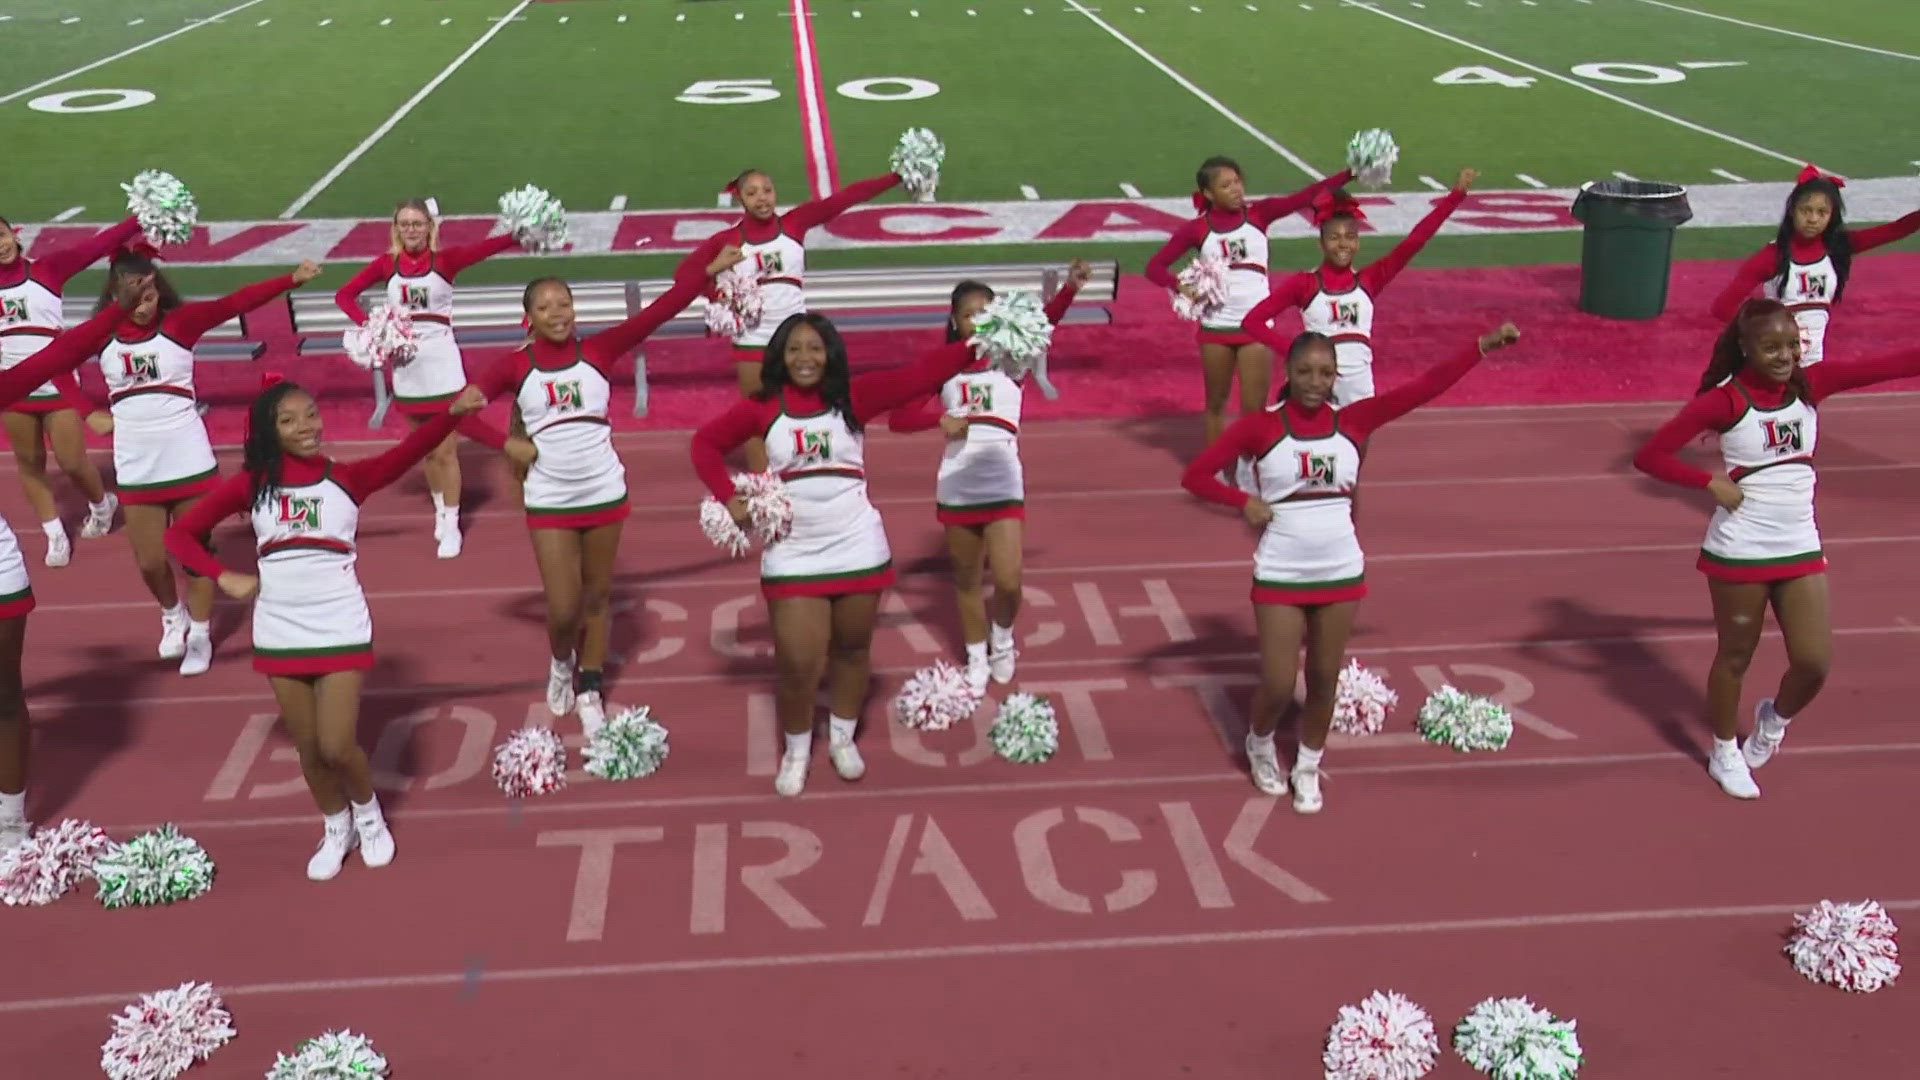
xmin=1631 ymin=348 xmax=1920 ymax=488
xmin=164 ymin=409 xmax=465 ymax=578
xmin=678 ymin=172 xmax=902 ymax=281
xmin=0 ymin=216 xmax=142 ymax=296
xmin=0 ymin=305 xmax=124 ymax=409
xmin=1239 ymin=188 xmax=1466 ymax=351
xmin=332 ymin=234 xmax=519 ymax=324
xmin=886 ymin=282 xmax=1082 ymax=434
xmin=1144 ymin=171 xmax=1355 ymax=291
xmin=691 ymin=342 xmax=977 ymax=501
xmin=1181 ymin=338 xmax=1487 ymax=509
xmin=1708 ymin=210 xmax=1920 ymax=322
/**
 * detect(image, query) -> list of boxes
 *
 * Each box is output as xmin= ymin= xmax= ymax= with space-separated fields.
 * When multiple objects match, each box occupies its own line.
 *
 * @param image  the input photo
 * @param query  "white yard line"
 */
xmin=0 ymin=0 xmax=269 ymax=104
xmin=1710 ymin=167 xmax=1747 ymax=183
xmin=1632 ymin=0 xmax=1920 ymax=63
xmin=1064 ymin=0 xmax=1323 ymax=179
xmin=279 ymin=0 xmax=534 ymax=218
xmin=1347 ymin=2 xmax=1811 ymax=170
xmin=50 ymin=206 xmax=85 ymax=222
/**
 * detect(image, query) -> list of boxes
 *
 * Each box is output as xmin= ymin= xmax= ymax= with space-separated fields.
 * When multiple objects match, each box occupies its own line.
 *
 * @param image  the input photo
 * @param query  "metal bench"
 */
xmin=287 ymin=261 xmax=1121 ymax=424
xmin=58 ymin=296 xmax=264 ymax=361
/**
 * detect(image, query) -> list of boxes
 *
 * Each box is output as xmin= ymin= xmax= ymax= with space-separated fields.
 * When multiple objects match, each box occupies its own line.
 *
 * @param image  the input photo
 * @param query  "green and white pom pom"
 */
xmin=93 ymin=825 xmax=214 ymax=908
xmin=890 ymin=127 xmax=945 ymax=202
xmin=1453 ymin=997 xmax=1582 ymax=1080
xmin=967 ymin=291 xmax=1054 ymax=379
xmin=583 ymin=706 xmax=670 ymax=781
xmin=989 ymin=693 xmax=1059 ymax=763
xmin=1416 ymin=685 xmax=1512 ymax=752
xmin=122 ymin=169 xmax=199 ymax=246
xmin=266 ymin=1030 xmax=390 ymax=1079
xmin=498 ymin=185 xmax=570 ymax=252
xmin=1346 ymin=128 xmax=1400 ymax=189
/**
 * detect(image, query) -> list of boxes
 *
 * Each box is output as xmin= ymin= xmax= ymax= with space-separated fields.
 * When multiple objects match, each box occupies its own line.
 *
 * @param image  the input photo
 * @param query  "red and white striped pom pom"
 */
xmin=0 ymin=819 xmax=113 ymax=906
xmin=1323 ymin=990 xmax=1440 ymax=1080
xmin=891 ymin=661 xmax=982 ymax=731
xmin=1172 ymin=254 xmax=1230 ymax=322
xmin=734 ymin=471 xmax=793 ymax=544
xmin=491 ymin=726 xmax=569 ymax=798
xmin=703 ymin=269 xmax=764 ymax=338
xmin=100 ymin=981 xmax=236 ymax=1080
xmin=342 ymin=304 xmax=418 ymax=370
xmin=1787 ymin=899 xmax=1901 ymax=992
xmin=1332 ymin=660 xmax=1399 ymax=737
xmin=700 ymin=498 xmax=752 ymax=558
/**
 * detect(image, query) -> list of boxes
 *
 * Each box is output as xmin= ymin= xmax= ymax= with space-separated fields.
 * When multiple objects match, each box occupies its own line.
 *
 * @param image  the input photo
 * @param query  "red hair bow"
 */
xmin=116 ymin=237 xmax=161 ymax=261
xmin=259 ymin=371 xmax=287 ymax=390
xmin=1191 ymin=191 xmax=1210 ymax=213
xmin=1310 ymin=190 xmax=1367 ymax=225
xmin=1797 ymin=163 xmax=1844 ymax=188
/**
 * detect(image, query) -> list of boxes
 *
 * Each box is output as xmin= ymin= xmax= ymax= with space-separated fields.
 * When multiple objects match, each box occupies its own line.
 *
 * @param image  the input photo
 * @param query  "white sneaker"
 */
xmin=80 ymin=495 xmax=118 ymax=539
xmin=828 ymin=735 xmax=865 ymax=781
xmin=157 ymin=609 xmax=189 ymax=660
xmin=987 ymin=642 xmax=1017 ymax=684
xmin=179 ymin=629 xmax=213 ymax=677
xmin=546 ymin=656 xmax=576 ymax=716
xmin=435 ymin=512 xmax=461 ymax=559
xmin=964 ymin=655 xmax=990 ymax=697
xmin=1291 ymin=767 xmax=1325 ymax=814
xmin=1247 ymin=741 xmax=1288 ymax=796
xmin=355 ymin=814 xmax=395 ymax=869
xmin=577 ymin=691 xmax=606 ymax=738
xmin=1742 ymin=699 xmax=1787 ymax=769
xmin=43 ymin=528 xmax=70 ymax=568
xmin=775 ymin=750 xmax=809 ymax=797
xmin=0 ymin=817 xmax=28 ymax=853
xmin=306 ymin=819 xmax=357 ymax=881
xmin=1708 ymin=741 xmax=1761 ymax=799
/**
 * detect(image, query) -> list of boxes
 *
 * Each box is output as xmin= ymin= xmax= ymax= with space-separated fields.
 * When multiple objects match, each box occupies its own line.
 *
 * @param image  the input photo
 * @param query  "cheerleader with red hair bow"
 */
xmin=1709 ymin=164 xmax=1920 ymax=365
xmin=1240 ymin=169 xmax=1475 ymax=404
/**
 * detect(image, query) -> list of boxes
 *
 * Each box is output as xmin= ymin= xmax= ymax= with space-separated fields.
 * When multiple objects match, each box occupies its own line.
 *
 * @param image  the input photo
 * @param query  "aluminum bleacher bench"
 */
xmin=287 ymin=261 xmax=1121 ymax=425
xmin=59 ymin=296 xmax=264 ymax=361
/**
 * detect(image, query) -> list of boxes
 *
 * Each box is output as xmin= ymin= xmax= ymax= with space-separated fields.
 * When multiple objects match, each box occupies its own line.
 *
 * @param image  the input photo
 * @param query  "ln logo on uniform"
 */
xmin=544 ymin=380 xmax=582 ymax=410
xmin=121 ymin=352 xmax=160 ymax=383
xmin=959 ymin=382 xmax=992 ymax=412
xmin=755 ymin=250 xmax=785 ymax=275
xmin=276 ymin=494 xmax=322 ymax=530
xmin=791 ymin=428 xmax=831 ymax=463
xmin=403 ymin=285 xmax=431 ymax=308
xmin=1296 ymin=452 xmax=1337 ymax=484
xmin=1794 ymin=271 xmax=1830 ymax=300
xmin=0 ymin=297 xmax=25 ymax=324
xmin=1327 ymin=299 xmax=1361 ymax=326
xmin=1762 ymin=418 xmax=1804 ymax=453
xmin=1219 ymin=237 xmax=1248 ymax=262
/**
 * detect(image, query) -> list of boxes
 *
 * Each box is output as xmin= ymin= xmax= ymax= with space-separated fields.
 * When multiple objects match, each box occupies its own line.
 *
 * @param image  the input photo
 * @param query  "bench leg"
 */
xmin=633 ymin=350 xmax=649 ymax=418
xmin=369 ymin=366 xmax=392 ymax=428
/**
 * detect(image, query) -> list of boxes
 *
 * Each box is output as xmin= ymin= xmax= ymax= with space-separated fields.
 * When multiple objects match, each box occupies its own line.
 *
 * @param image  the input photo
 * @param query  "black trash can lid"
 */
xmin=1579 ymin=179 xmax=1687 ymax=199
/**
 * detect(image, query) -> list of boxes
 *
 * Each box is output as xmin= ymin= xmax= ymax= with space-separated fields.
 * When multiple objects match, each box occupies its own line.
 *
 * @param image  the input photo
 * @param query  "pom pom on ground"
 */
xmin=1453 ymin=997 xmax=1582 ymax=1080
xmin=967 ymin=291 xmax=1054 ymax=378
xmin=93 ymin=825 xmax=214 ymax=908
xmin=703 ymin=268 xmax=764 ymax=338
xmin=497 ymin=185 xmax=569 ymax=252
xmin=100 ymin=981 xmax=235 ymax=1080
xmin=492 ymin=726 xmax=568 ymax=797
xmin=699 ymin=472 xmax=793 ymax=557
xmin=1332 ymin=660 xmax=1398 ymax=737
xmin=989 ymin=693 xmax=1059 ymax=763
xmin=583 ymin=706 xmax=670 ymax=781
xmin=265 ymin=1030 xmax=391 ymax=1079
xmin=123 ymin=170 xmax=199 ymax=246
xmin=1323 ymin=990 xmax=1440 ymax=1080
xmin=1416 ymin=686 xmax=1512 ymax=752
xmin=1172 ymin=254 xmax=1230 ymax=323
xmin=0 ymin=819 xmax=112 ymax=906
xmin=1346 ymin=128 xmax=1400 ymax=189
xmin=1786 ymin=900 xmax=1901 ymax=992
xmin=890 ymin=127 xmax=945 ymax=202
xmin=342 ymin=305 xmax=417 ymax=370
xmin=891 ymin=661 xmax=982 ymax=732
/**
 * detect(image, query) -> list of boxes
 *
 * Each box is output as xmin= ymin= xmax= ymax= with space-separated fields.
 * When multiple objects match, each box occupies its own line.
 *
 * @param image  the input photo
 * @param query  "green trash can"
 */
xmin=1570 ymin=180 xmax=1693 ymax=320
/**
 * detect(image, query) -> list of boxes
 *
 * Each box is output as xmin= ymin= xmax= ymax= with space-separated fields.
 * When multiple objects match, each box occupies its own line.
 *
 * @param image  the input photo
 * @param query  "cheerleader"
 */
xmin=690 ymin=317 xmax=987 ymax=797
xmin=1240 ymin=170 xmax=1474 ymax=403
xmin=684 ymin=168 xmax=903 ymax=471
xmin=1632 ymin=299 xmax=1920 ymax=799
xmin=332 ymin=199 xmax=517 ymax=558
xmin=885 ymin=261 xmax=1089 ymax=694
xmin=65 ymin=254 xmax=321 ymax=676
xmin=1145 ymin=158 xmax=1352 ymax=480
xmin=455 ymin=248 xmax=741 ymax=734
xmin=1181 ymin=323 xmax=1521 ymax=811
xmin=164 ymin=380 xmax=479 ymax=879
xmin=0 ymin=282 xmax=147 ymax=850
xmin=1708 ymin=166 xmax=1920 ymax=365
xmin=0 ymin=213 xmax=140 ymax=565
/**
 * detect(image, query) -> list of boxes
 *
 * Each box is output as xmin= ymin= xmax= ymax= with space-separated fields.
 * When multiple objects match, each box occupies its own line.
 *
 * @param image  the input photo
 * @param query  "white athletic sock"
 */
xmin=1296 ymin=744 xmax=1325 ymax=771
xmin=186 ymin=618 xmax=210 ymax=637
xmin=990 ymin=622 xmax=1015 ymax=650
xmin=89 ymin=498 xmax=111 ymax=513
xmin=1713 ymin=735 xmax=1738 ymax=754
xmin=40 ymin=520 xmax=64 ymax=538
xmin=0 ymin=789 xmax=24 ymax=822
xmin=430 ymin=491 xmax=447 ymax=513
xmin=350 ymin=795 xmax=382 ymax=822
xmin=829 ymin=715 xmax=857 ymax=743
xmin=1762 ymin=700 xmax=1794 ymax=727
xmin=783 ymin=730 xmax=811 ymax=758
xmin=164 ymin=602 xmax=185 ymax=619
xmin=1245 ymin=730 xmax=1276 ymax=756
xmin=323 ymin=808 xmax=351 ymax=832
xmin=965 ymin=641 xmax=988 ymax=664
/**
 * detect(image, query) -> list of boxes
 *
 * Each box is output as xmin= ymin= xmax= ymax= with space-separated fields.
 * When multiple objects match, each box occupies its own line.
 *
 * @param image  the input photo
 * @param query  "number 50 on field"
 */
xmin=677 ymin=77 xmax=941 ymax=104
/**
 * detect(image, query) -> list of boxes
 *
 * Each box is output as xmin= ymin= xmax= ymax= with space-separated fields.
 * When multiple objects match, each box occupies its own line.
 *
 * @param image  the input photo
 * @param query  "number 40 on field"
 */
xmin=1436 ymin=61 xmax=1739 ymax=87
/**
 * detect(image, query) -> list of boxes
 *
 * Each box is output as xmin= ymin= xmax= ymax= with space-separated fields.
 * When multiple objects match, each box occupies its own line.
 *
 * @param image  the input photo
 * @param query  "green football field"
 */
xmin=4 ymin=0 xmax=1917 ymax=290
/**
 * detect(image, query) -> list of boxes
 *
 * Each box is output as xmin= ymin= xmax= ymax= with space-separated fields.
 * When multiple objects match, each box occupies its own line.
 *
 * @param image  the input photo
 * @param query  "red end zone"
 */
xmin=5 ymin=402 xmax=1918 ymax=1075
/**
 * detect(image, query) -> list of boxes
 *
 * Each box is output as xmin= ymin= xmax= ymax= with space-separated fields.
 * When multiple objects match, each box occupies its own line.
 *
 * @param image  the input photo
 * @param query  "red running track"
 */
xmin=5 ymin=400 xmax=1918 ymax=1076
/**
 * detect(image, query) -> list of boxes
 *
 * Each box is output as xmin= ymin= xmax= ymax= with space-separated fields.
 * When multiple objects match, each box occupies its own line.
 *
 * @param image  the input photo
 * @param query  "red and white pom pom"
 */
xmin=1787 ymin=900 xmax=1901 ymax=992
xmin=342 ymin=304 xmax=417 ymax=370
xmin=100 ymin=981 xmax=235 ymax=1080
xmin=1172 ymin=254 xmax=1230 ymax=322
xmin=0 ymin=819 xmax=112 ymax=906
xmin=491 ymin=726 xmax=568 ymax=798
xmin=703 ymin=269 xmax=765 ymax=338
xmin=700 ymin=472 xmax=793 ymax=557
xmin=1324 ymin=990 xmax=1440 ymax=1080
xmin=891 ymin=660 xmax=982 ymax=731
xmin=1332 ymin=660 xmax=1399 ymax=736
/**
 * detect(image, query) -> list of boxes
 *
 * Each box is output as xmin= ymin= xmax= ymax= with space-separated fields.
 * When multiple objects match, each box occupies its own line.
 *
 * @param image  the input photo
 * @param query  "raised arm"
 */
xmin=690 ymin=397 xmax=777 ymax=500
xmin=885 ymin=391 xmax=947 ymax=434
xmin=1709 ymin=245 xmax=1778 ymax=323
xmin=0 ymin=303 xmax=123 ymax=408
xmin=31 ymin=217 xmax=143 ymax=287
xmin=163 ymin=471 xmax=251 ymax=579
xmin=1245 ymin=169 xmax=1355 ymax=228
xmin=1358 ymin=178 xmax=1470 ymax=296
xmin=171 ymin=263 xmax=318 ymax=344
xmin=1181 ymin=412 xmax=1278 ymax=510
xmin=1631 ymin=390 xmax=1738 ymax=489
xmin=849 ymin=342 xmax=974 ymax=421
xmin=784 ymin=172 xmax=902 ymax=236
xmin=1848 ymin=208 xmax=1920 ymax=254
xmin=439 ymin=233 xmax=520 ymax=278
xmin=335 ymin=410 xmax=467 ymax=500
xmin=578 ymin=275 xmax=708 ymax=373
xmin=1341 ymin=326 xmax=1518 ymax=437
xmin=332 ymin=257 xmax=391 ymax=325
xmin=1805 ymin=344 xmax=1920 ymax=403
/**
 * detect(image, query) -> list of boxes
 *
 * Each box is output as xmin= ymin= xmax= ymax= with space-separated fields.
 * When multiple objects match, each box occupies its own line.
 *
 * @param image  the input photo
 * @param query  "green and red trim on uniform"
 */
xmin=0 ymin=586 xmax=34 ymax=620
xmin=117 ymin=467 xmax=220 ymax=506
xmin=1 ymin=394 xmax=69 ymax=416
xmin=731 ymin=345 xmax=763 ymax=364
xmin=937 ymin=499 xmax=1025 ymax=527
xmin=525 ymin=494 xmax=630 ymax=531
xmin=1697 ymin=548 xmax=1827 ymax=583
xmin=1251 ymin=574 xmax=1366 ymax=606
xmin=1198 ymin=327 xmax=1256 ymax=347
xmin=763 ymin=561 xmax=894 ymax=600
xmin=393 ymin=389 xmax=462 ymax=419
xmin=254 ymin=642 xmax=374 ymax=676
